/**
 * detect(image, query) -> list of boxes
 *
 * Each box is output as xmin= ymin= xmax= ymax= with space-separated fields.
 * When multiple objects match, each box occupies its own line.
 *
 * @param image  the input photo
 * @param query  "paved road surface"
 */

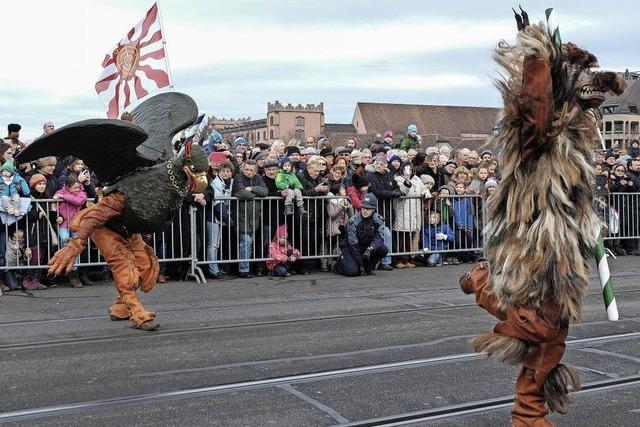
xmin=1 ymin=257 xmax=639 ymax=426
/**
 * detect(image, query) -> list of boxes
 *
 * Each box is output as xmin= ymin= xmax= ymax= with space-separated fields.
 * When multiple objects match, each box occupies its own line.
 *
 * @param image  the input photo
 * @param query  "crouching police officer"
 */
xmin=336 ymin=194 xmax=388 ymax=276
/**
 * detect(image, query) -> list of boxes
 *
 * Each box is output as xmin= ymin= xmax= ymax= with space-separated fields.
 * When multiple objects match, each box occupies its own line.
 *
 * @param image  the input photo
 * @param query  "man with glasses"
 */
xmin=361 ymin=149 xmax=373 ymax=165
xmin=466 ymin=150 xmax=480 ymax=168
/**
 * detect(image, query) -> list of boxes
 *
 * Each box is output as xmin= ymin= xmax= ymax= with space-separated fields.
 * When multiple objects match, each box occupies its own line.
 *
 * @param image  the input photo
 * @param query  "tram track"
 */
xmin=0 ymin=331 xmax=639 ymax=423
xmin=2 ymin=285 xmax=640 ymax=329
xmin=2 ymin=300 xmax=640 ymax=352
xmin=338 ymin=374 xmax=640 ymax=426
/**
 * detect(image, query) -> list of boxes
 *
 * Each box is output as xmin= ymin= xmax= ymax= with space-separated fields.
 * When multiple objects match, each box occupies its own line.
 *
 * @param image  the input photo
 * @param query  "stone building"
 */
xmin=600 ymin=71 xmax=640 ymax=149
xmin=217 ymin=101 xmax=324 ymax=143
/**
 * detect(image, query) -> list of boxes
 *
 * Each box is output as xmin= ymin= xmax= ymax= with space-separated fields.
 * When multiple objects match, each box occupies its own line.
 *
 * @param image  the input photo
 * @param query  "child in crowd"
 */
xmin=54 ymin=176 xmax=87 ymax=288
xmin=451 ymin=181 xmax=475 ymax=263
xmin=346 ymin=174 xmax=369 ymax=211
xmin=435 ymin=185 xmax=459 ymax=265
xmin=422 ymin=211 xmax=455 ymax=266
xmin=275 ymin=157 xmax=307 ymax=215
xmin=23 ymin=174 xmax=57 ymax=290
xmin=0 ymin=160 xmax=29 ymax=216
xmin=266 ymin=224 xmax=301 ymax=277
xmin=469 ymin=165 xmax=490 ymax=195
xmin=5 ymin=229 xmax=31 ymax=290
xmin=483 ymin=178 xmax=498 ymax=198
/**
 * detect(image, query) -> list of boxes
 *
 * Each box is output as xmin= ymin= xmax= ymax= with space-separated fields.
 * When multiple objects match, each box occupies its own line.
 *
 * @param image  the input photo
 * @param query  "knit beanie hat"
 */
xmin=425 ymin=147 xmax=439 ymax=156
xmin=29 ymin=173 xmax=47 ymax=188
xmin=407 ymin=124 xmax=418 ymax=133
xmin=208 ymin=132 xmax=223 ymax=143
xmin=485 ymin=178 xmax=498 ymax=189
xmin=275 ymin=224 xmax=288 ymax=238
xmin=1 ymin=160 xmax=14 ymax=174
xmin=384 ymin=130 xmax=393 ymax=138
xmin=279 ymin=157 xmax=292 ymax=168
xmin=420 ymin=174 xmax=435 ymax=185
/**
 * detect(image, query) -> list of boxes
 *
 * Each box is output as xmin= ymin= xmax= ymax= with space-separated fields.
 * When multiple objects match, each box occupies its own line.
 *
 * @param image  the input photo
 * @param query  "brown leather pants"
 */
xmin=91 ymin=227 xmax=159 ymax=328
xmin=461 ymin=263 xmax=568 ymax=427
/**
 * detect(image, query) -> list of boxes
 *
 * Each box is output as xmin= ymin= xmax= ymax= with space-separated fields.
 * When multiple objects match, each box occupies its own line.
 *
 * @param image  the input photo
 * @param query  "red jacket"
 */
xmin=346 ymin=185 xmax=365 ymax=211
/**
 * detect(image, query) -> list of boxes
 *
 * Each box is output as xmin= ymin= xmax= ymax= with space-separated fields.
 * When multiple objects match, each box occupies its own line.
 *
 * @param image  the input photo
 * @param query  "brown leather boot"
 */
xmin=512 ymin=367 xmax=554 ymax=427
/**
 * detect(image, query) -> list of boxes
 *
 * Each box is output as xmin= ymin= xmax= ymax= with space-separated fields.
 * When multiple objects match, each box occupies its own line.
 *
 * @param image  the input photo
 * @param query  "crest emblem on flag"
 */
xmin=95 ymin=3 xmax=170 ymax=118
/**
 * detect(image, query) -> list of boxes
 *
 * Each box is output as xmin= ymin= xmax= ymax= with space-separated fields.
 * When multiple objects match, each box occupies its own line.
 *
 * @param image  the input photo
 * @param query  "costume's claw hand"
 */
xmin=47 ymin=239 xmax=85 ymax=276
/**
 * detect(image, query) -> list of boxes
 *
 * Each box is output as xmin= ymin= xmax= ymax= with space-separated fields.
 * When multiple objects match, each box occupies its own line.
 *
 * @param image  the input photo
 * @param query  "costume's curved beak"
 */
xmin=183 ymin=165 xmax=208 ymax=193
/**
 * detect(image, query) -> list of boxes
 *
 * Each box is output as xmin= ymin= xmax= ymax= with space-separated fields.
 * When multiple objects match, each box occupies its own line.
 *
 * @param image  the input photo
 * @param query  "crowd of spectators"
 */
xmin=1 ymin=119 xmax=639 ymax=294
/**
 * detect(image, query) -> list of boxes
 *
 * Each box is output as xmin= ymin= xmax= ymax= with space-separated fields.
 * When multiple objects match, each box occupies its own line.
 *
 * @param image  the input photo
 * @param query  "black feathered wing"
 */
xmin=16 ymin=119 xmax=149 ymax=184
xmin=132 ymin=92 xmax=198 ymax=162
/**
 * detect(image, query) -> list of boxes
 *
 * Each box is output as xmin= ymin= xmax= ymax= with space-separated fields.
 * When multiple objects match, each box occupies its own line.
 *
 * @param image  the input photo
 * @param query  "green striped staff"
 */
xmin=595 ymin=235 xmax=619 ymax=321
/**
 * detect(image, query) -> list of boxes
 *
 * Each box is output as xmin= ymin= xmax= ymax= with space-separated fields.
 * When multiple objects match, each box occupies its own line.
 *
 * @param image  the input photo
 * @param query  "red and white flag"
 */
xmin=95 ymin=3 xmax=170 ymax=118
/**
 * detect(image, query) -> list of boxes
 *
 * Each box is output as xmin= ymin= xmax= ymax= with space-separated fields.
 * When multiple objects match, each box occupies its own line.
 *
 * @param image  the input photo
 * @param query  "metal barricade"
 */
xmin=3 ymin=199 xmax=193 ymax=275
xmin=603 ymin=192 xmax=640 ymax=240
xmin=191 ymin=193 xmax=487 ymax=281
xmin=8 ymin=192 xmax=638 ymax=283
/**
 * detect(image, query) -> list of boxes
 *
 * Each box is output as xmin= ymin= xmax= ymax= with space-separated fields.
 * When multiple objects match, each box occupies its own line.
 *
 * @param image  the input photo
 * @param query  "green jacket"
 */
xmin=400 ymin=135 xmax=420 ymax=151
xmin=275 ymin=170 xmax=303 ymax=191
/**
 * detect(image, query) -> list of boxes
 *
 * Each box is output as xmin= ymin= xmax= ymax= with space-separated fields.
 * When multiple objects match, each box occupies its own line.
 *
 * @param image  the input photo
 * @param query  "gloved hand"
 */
xmin=48 ymin=238 xmax=86 ymax=276
xmin=436 ymin=232 xmax=447 ymax=240
xmin=362 ymin=247 xmax=373 ymax=259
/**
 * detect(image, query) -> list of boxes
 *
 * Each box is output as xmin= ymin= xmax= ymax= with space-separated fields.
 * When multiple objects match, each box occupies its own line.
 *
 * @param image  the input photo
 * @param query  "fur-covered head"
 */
xmin=485 ymin=20 xmax=625 ymax=322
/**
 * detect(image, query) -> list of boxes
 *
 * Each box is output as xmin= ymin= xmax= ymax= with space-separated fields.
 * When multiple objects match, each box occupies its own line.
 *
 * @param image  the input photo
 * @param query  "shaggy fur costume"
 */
xmin=461 ymin=17 xmax=625 ymax=427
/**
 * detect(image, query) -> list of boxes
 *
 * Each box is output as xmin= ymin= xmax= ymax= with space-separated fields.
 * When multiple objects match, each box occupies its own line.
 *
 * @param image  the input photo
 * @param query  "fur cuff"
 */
xmin=471 ymin=332 xmax=528 ymax=364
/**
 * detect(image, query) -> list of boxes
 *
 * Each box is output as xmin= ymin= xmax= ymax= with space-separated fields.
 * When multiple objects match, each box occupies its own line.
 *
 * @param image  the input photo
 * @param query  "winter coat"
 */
xmin=364 ymin=170 xmax=400 ymax=225
xmin=400 ymin=136 xmax=420 ymax=151
xmin=266 ymin=241 xmax=301 ymax=271
xmin=0 ymin=173 xmax=29 ymax=197
xmin=204 ymin=175 xmax=233 ymax=223
xmin=27 ymin=192 xmax=58 ymax=246
xmin=451 ymin=195 xmax=474 ymax=230
xmin=627 ymin=146 xmax=640 ymax=159
xmin=422 ymin=223 xmax=456 ymax=252
xmin=347 ymin=211 xmax=386 ymax=253
xmin=275 ymin=170 xmax=303 ymax=191
xmin=326 ymin=194 xmax=353 ymax=237
xmin=346 ymin=185 xmax=365 ymax=211
xmin=231 ymin=173 xmax=268 ymax=235
xmin=297 ymin=169 xmax=328 ymax=222
xmin=55 ymin=186 xmax=87 ymax=228
xmin=393 ymin=174 xmax=428 ymax=232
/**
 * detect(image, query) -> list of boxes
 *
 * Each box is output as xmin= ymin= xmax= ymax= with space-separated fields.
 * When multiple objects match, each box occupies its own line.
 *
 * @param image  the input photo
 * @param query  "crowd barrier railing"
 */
xmin=3 ymin=193 xmax=639 ymax=283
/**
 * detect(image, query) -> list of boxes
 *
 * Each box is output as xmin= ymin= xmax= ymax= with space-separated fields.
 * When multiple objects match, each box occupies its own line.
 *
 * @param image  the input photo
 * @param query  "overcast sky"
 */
xmin=2 ymin=0 xmax=638 ymax=140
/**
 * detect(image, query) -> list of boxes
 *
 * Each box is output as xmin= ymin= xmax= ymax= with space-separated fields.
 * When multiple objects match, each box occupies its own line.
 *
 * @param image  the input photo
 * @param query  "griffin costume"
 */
xmin=460 ymin=9 xmax=625 ymax=426
xmin=16 ymin=93 xmax=209 ymax=331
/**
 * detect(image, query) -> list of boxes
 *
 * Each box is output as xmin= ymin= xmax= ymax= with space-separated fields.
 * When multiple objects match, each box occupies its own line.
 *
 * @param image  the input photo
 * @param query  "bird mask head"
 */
xmin=176 ymin=142 xmax=209 ymax=193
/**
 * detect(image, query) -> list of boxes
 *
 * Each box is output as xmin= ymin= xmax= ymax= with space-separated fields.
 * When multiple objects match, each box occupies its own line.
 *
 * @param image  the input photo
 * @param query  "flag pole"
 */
xmin=155 ymin=0 xmax=174 ymax=90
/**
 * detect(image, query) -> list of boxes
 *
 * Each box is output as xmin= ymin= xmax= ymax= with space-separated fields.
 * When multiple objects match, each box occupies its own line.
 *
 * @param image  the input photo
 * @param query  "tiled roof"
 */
xmin=355 ymin=102 xmax=501 ymax=138
xmin=602 ymin=79 xmax=640 ymax=114
xmin=324 ymin=123 xmax=357 ymax=134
